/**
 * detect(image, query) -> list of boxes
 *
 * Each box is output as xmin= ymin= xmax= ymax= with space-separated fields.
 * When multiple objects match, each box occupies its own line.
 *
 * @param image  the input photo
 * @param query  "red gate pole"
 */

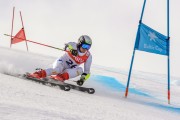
xmin=10 ymin=7 xmax=15 ymax=48
xmin=20 ymin=11 xmax=29 ymax=51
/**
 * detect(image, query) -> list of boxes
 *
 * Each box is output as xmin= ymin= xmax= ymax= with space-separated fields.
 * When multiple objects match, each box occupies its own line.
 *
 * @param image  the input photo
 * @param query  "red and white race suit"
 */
xmin=45 ymin=42 xmax=92 ymax=79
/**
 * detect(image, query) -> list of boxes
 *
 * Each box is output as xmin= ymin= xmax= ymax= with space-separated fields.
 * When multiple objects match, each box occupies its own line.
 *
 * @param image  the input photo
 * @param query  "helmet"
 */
xmin=77 ymin=35 xmax=92 ymax=50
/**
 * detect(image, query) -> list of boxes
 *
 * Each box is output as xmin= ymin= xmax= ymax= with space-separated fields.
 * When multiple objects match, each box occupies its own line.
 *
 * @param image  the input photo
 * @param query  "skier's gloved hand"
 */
xmin=77 ymin=73 xmax=90 ymax=86
xmin=71 ymin=49 xmax=78 ymax=56
xmin=65 ymin=44 xmax=78 ymax=56
xmin=77 ymin=79 xmax=84 ymax=86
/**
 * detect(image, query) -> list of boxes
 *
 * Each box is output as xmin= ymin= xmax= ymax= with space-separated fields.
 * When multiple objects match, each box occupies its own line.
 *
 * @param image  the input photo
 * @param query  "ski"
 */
xmin=46 ymin=77 xmax=95 ymax=94
xmin=5 ymin=73 xmax=95 ymax=93
xmin=47 ymin=76 xmax=95 ymax=94
xmin=24 ymin=73 xmax=71 ymax=91
xmin=7 ymin=73 xmax=71 ymax=91
xmin=64 ymin=83 xmax=95 ymax=94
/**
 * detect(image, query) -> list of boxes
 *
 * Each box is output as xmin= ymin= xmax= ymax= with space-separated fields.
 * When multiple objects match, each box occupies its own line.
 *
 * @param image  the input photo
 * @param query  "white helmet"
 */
xmin=77 ymin=35 xmax=92 ymax=50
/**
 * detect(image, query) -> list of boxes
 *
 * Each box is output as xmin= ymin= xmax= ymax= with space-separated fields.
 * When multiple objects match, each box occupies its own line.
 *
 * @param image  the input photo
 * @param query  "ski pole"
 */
xmin=4 ymin=34 xmax=65 ymax=51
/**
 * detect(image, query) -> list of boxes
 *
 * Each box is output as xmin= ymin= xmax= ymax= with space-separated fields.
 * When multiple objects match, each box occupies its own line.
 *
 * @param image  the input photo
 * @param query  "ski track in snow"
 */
xmin=0 ymin=46 xmax=180 ymax=120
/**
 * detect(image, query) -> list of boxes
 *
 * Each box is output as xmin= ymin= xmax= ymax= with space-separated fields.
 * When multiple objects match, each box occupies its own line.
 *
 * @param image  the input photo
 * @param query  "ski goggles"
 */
xmin=81 ymin=44 xmax=91 ymax=50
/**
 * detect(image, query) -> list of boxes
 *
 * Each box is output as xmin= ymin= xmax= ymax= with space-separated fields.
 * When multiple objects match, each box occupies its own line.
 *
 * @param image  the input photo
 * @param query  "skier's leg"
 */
xmin=52 ymin=67 xmax=83 ymax=81
xmin=63 ymin=67 xmax=83 ymax=79
xmin=45 ymin=58 xmax=65 ymax=76
xmin=30 ymin=58 xmax=65 ymax=79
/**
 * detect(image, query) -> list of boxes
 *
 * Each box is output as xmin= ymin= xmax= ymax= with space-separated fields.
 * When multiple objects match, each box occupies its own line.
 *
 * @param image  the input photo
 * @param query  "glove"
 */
xmin=77 ymin=79 xmax=84 ymax=86
xmin=65 ymin=44 xmax=78 ymax=56
xmin=71 ymin=49 xmax=78 ymax=56
xmin=77 ymin=73 xmax=87 ymax=86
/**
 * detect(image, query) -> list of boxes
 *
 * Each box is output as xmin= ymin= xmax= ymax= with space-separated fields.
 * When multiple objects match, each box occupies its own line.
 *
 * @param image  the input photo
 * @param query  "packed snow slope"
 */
xmin=0 ymin=46 xmax=180 ymax=120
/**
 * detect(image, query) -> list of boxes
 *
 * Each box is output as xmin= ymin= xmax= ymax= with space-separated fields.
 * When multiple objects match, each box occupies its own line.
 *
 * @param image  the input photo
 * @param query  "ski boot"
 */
xmin=29 ymin=69 xmax=47 ymax=79
xmin=50 ymin=72 xmax=69 ymax=82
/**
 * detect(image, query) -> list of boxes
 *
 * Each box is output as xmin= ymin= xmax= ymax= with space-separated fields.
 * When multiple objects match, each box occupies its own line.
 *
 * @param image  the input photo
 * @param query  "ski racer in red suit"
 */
xmin=31 ymin=35 xmax=92 ymax=86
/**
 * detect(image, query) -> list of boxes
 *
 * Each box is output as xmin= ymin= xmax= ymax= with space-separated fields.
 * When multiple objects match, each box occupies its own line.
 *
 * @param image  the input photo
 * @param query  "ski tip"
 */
xmin=88 ymin=88 xmax=95 ymax=94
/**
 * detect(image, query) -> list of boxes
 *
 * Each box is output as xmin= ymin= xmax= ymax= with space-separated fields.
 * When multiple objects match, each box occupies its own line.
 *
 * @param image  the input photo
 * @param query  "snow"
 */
xmin=0 ymin=46 xmax=180 ymax=120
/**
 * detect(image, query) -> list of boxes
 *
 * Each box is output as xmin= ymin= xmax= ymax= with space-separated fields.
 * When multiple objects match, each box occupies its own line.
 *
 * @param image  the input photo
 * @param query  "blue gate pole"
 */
xmin=167 ymin=0 xmax=170 ymax=104
xmin=125 ymin=0 xmax=147 ymax=97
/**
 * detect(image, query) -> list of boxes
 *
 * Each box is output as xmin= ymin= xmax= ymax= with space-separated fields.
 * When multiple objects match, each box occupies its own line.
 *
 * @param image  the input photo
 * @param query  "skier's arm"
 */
xmin=77 ymin=54 xmax=92 ymax=86
xmin=64 ymin=42 xmax=78 ymax=56
xmin=83 ymin=54 xmax=92 ymax=77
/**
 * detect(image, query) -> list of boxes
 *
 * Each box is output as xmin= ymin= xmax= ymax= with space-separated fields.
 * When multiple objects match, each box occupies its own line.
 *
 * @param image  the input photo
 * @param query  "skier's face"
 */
xmin=80 ymin=47 xmax=87 ymax=53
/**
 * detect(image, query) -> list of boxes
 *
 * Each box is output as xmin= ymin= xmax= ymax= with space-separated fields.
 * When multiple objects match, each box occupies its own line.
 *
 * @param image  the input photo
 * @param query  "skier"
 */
xmin=30 ymin=35 xmax=92 ymax=86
